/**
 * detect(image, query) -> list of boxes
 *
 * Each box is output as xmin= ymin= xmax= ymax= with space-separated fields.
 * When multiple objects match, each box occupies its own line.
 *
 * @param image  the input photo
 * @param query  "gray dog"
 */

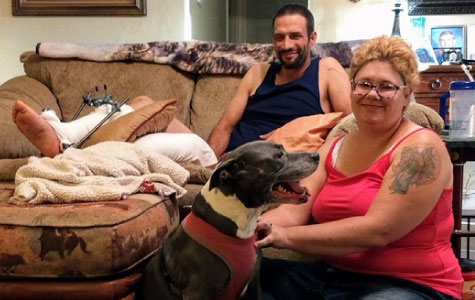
xmin=137 ymin=141 xmax=319 ymax=300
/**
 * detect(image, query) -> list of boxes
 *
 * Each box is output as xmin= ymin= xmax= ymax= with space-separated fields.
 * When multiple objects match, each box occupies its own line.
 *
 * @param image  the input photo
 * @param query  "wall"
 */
xmin=190 ymin=0 xmax=226 ymax=42
xmin=0 ymin=1 xmax=185 ymax=85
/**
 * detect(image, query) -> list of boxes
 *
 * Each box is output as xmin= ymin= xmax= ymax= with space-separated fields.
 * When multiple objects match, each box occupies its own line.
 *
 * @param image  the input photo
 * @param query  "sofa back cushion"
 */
xmin=190 ymin=75 xmax=242 ymax=140
xmin=22 ymin=53 xmax=195 ymax=126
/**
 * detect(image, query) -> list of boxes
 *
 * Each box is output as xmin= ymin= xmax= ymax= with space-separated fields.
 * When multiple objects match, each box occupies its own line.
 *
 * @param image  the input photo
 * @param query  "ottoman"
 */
xmin=0 ymin=183 xmax=179 ymax=300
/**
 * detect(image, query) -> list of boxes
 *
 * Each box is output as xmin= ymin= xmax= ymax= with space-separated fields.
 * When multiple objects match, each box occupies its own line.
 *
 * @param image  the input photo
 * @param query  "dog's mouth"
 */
xmin=271 ymin=181 xmax=309 ymax=203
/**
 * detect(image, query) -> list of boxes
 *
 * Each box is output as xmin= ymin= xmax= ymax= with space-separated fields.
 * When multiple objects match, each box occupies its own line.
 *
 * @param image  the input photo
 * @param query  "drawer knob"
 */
xmin=431 ymin=79 xmax=442 ymax=90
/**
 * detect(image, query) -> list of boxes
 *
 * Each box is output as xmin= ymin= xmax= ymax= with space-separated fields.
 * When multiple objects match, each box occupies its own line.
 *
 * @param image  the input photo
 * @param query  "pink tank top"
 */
xmin=312 ymin=129 xmax=462 ymax=299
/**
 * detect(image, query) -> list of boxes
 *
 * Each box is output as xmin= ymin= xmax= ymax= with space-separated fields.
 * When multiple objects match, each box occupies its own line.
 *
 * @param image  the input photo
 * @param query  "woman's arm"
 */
xmin=256 ymin=130 xmax=453 ymax=256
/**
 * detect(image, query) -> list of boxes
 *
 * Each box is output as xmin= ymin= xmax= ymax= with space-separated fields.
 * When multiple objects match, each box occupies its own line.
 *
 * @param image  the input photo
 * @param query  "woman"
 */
xmin=256 ymin=35 xmax=463 ymax=299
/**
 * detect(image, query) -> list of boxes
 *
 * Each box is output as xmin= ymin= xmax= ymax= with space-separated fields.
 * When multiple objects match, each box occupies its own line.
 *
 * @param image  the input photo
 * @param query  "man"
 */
xmin=207 ymin=4 xmax=351 ymax=158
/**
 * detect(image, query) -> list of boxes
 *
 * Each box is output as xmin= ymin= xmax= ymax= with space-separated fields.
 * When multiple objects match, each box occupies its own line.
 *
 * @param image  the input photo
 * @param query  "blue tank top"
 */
xmin=227 ymin=57 xmax=324 ymax=152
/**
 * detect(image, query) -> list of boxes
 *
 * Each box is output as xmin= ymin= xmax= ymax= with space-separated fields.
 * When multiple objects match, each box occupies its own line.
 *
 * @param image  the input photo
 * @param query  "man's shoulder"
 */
xmin=319 ymin=56 xmax=345 ymax=69
xmin=244 ymin=63 xmax=272 ymax=82
xmin=248 ymin=62 xmax=272 ymax=73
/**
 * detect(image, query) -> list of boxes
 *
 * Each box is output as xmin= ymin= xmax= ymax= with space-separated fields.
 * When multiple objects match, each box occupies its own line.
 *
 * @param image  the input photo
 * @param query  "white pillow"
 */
xmin=134 ymin=133 xmax=217 ymax=167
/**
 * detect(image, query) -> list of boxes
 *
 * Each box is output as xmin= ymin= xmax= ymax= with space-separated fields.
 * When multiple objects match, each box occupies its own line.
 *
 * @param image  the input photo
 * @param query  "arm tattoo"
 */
xmin=389 ymin=146 xmax=438 ymax=194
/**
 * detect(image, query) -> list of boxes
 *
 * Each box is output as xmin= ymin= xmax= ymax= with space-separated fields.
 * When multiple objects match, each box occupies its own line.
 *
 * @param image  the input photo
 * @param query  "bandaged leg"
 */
xmin=134 ymin=133 xmax=218 ymax=167
xmin=42 ymin=104 xmax=134 ymax=148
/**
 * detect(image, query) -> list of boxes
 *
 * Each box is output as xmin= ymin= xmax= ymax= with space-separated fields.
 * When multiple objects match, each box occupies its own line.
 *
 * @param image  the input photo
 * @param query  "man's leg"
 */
xmin=134 ymin=132 xmax=217 ymax=166
xmin=12 ymin=100 xmax=131 ymax=157
xmin=12 ymin=100 xmax=61 ymax=157
xmin=126 ymin=95 xmax=192 ymax=133
xmin=128 ymin=95 xmax=154 ymax=110
xmin=13 ymin=95 xmax=192 ymax=158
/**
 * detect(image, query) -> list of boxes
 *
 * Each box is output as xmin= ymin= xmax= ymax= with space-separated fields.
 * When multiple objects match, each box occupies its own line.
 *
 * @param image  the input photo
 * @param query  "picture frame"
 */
xmin=431 ymin=25 xmax=466 ymax=64
xmin=12 ymin=0 xmax=147 ymax=16
xmin=408 ymin=0 xmax=475 ymax=15
xmin=412 ymin=40 xmax=439 ymax=70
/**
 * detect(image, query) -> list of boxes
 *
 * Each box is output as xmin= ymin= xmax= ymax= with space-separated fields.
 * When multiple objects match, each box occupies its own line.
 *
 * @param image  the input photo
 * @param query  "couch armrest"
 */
xmin=0 ymin=75 xmax=60 ymax=158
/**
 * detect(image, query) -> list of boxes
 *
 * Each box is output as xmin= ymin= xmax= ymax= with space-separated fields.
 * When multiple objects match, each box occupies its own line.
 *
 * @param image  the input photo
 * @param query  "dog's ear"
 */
xmin=209 ymin=159 xmax=245 ymax=191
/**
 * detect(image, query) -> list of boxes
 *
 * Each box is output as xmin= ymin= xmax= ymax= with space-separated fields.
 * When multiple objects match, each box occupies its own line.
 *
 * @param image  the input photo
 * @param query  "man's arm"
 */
xmin=207 ymin=64 xmax=269 ymax=158
xmin=319 ymin=57 xmax=352 ymax=116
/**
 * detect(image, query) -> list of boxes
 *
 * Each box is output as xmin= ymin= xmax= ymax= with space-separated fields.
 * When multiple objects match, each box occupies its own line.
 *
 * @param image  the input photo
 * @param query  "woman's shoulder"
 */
xmin=391 ymin=121 xmax=453 ymax=189
xmin=392 ymin=122 xmax=451 ymax=166
xmin=397 ymin=123 xmax=444 ymax=147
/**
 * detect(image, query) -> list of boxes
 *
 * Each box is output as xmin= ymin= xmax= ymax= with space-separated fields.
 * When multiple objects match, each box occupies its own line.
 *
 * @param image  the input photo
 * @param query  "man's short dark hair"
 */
xmin=272 ymin=4 xmax=315 ymax=37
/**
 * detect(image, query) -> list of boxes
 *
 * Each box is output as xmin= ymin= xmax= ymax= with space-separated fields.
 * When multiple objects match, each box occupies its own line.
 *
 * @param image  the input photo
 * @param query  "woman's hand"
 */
xmin=255 ymin=217 xmax=288 ymax=249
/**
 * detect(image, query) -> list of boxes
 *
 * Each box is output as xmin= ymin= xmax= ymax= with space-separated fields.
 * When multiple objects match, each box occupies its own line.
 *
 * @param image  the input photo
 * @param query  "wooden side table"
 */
xmin=442 ymin=135 xmax=475 ymax=258
xmin=414 ymin=65 xmax=475 ymax=118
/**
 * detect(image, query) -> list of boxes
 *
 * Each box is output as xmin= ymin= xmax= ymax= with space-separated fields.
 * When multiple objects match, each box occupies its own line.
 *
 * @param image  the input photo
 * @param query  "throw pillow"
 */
xmin=266 ymin=112 xmax=344 ymax=152
xmin=80 ymin=98 xmax=177 ymax=149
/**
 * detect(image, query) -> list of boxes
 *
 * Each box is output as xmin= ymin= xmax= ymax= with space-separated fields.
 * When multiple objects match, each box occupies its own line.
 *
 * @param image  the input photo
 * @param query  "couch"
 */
xmin=0 ymin=40 xmax=444 ymax=299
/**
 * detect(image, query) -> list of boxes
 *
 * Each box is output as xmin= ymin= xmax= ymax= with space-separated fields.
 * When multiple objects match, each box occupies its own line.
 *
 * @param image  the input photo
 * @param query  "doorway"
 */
xmin=189 ymin=0 xmax=308 ymax=43
xmin=228 ymin=0 xmax=307 ymax=43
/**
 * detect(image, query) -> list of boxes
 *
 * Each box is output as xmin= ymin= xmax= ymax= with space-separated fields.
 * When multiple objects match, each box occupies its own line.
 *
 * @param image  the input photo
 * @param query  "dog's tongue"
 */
xmin=285 ymin=181 xmax=305 ymax=194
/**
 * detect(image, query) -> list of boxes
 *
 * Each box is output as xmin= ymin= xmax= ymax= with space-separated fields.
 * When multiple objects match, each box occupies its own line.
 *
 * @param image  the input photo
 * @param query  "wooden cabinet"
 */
xmin=414 ymin=65 xmax=475 ymax=114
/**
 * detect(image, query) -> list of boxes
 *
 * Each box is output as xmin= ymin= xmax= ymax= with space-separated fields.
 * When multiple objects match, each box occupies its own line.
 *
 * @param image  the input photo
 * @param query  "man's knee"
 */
xmin=134 ymin=133 xmax=217 ymax=166
xmin=128 ymin=95 xmax=154 ymax=110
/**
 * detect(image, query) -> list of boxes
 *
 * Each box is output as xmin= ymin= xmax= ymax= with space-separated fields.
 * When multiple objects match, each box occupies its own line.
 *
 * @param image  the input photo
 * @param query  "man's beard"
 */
xmin=277 ymin=44 xmax=309 ymax=69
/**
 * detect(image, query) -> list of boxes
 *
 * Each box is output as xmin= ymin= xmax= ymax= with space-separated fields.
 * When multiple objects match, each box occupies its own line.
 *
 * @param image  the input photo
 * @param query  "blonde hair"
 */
xmin=349 ymin=35 xmax=420 ymax=88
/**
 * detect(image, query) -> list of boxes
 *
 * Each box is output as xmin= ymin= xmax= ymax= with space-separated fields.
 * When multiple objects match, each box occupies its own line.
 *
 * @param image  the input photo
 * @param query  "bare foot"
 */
xmin=12 ymin=100 xmax=61 ymax=157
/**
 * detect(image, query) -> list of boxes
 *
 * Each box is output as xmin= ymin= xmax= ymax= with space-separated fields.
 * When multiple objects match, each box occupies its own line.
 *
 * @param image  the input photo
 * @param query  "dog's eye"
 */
xmin=274 ymin=152 xmax=284 ymax=159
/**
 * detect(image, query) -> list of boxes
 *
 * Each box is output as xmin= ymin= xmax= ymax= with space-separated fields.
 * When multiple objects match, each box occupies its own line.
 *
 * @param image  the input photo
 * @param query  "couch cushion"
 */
xmin=0 ymin=184 xmax=178 ymax=279
xmin=190 ymin=75 xmax=242 ymax=140
xmin=22 ymin=52 xmax=195 ymax=126
xmin=0 ymin=76 xmax=60 ymax=159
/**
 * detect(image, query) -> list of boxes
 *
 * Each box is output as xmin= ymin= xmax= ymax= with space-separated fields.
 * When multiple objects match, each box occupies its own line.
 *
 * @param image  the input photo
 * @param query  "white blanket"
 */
xmin=10 ymin=141 xmax=190 ymax=205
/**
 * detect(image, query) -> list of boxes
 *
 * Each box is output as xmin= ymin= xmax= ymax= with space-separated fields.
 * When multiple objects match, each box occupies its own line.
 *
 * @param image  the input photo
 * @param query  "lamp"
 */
xmin=391 ymin=1 xmax=403 ymax=36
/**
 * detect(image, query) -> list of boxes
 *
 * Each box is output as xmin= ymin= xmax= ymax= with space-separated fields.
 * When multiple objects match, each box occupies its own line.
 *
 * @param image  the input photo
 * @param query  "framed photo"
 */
xmin=412 ymin=40 xmax=438 ymax=70
xmin=12 ymin=0 xmax=147 ymax=16
xmin=409 ymin=0 xmax=475 ymax=15
xmin=431 ymin=25 xmax=466 ymax=64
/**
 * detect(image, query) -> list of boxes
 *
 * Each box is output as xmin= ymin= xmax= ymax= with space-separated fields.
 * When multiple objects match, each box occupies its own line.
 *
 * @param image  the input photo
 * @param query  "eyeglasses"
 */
xmin=351 ymin=80 xmax=406 ymax=99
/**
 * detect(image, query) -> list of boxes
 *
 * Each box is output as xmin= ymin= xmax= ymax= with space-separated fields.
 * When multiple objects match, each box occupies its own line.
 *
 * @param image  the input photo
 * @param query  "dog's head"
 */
xmin=209 ymin=141 xmax=319 ymax=208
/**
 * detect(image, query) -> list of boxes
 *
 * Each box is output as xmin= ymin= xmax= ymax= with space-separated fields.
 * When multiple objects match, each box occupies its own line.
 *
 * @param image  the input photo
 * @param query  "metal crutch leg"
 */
xmin=64 ymin=97 xmax=130 ymax=150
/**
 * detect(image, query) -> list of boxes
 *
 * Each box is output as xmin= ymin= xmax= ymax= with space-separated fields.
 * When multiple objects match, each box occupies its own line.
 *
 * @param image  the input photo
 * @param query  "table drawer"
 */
xmin=415 ymin=74 xmax=467 ymax=94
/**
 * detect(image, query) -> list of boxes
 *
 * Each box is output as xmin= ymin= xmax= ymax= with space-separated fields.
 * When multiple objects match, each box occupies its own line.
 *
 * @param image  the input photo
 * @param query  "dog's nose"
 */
xmin=310 ymin=152 xmax=319 ymax=162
